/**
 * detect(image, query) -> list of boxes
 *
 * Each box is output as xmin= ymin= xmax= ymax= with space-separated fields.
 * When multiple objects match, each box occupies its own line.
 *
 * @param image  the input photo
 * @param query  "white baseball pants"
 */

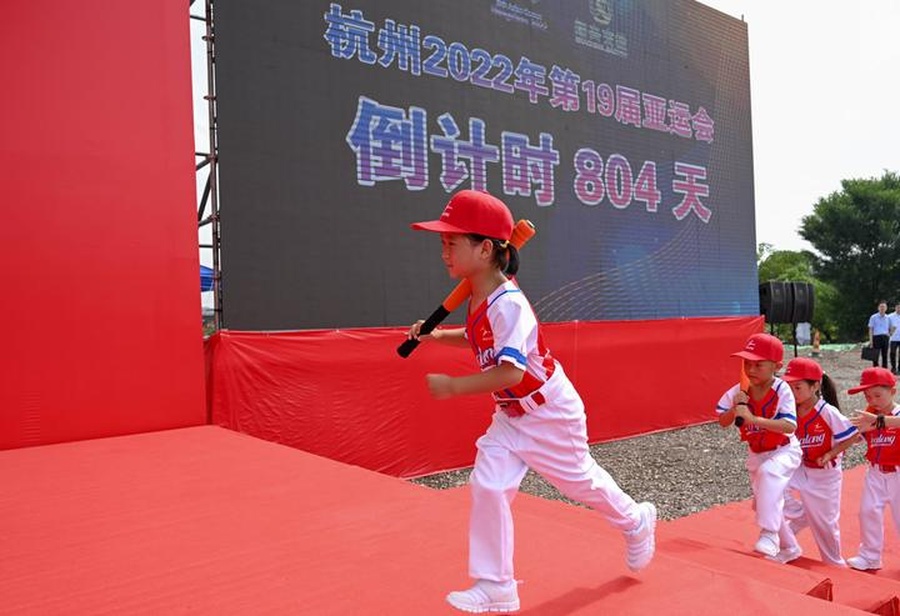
xmin=782 ymin=465 xmax=845 ymax=565
xmin=467 ymin=368 xmax=642 ymax=582
xmin=745 ymin=441 xmax=801 ymax=535
xmin=857 ymin=466 xmax=900 ymax=563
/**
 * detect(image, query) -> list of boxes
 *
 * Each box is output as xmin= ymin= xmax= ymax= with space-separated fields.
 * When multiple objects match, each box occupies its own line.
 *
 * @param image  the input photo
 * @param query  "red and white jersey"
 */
xmin=796 ymin=400 xmax=857 ymax=468
xmin=864 ymin=404 xmax=900 ymax=466
xmin=466 ymin=279 xmax=556 ymax=400
xmin=716 ymin=378 xmax=796 ymax=453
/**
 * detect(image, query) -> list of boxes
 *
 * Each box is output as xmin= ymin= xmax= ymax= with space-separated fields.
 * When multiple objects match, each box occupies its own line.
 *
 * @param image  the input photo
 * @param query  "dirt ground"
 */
xmin=411 ymin=345 xmax=882 ymax=520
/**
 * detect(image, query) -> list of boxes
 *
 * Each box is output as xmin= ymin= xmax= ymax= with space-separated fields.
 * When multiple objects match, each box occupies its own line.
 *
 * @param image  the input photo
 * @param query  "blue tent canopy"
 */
xmin=200 ymin=265 xmax=214 ymax=292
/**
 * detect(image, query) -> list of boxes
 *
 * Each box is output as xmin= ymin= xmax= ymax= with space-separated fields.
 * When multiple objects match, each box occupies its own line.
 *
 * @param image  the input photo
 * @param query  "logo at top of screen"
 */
xmin=589 ymin=0 xmax=614 ymax=25
xmin=490 ymin=0 xmax=548 ymax=31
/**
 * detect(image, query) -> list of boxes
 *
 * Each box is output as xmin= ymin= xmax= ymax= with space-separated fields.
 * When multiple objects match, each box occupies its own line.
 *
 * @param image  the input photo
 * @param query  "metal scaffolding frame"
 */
xmin=192 ymin=0 xmax=223 ymax=329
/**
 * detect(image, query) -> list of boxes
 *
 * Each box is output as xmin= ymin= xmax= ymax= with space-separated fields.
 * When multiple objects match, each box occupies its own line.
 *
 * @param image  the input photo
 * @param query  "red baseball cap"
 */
xmin=848 ymin=367 xmax=897 ymax=394
xmin=731 ymin=333 xmax=784 ymax=363
xmin=782 ymin=357 xmax=824 ymax=382
xmin=411 ymin=190 xmax=514 ymax=240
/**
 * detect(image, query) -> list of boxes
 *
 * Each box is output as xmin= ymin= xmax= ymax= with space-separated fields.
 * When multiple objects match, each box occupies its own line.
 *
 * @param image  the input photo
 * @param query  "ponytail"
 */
xmin=504 ymin=243 xmax=520 ymax=276
xmin=820 ymin=373 xmax=840 ymax=410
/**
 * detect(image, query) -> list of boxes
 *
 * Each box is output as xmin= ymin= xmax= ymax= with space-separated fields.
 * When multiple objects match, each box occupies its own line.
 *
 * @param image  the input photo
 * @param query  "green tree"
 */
xmin=758 ymin=249 xmax=813 ymax=282
xmin=800 ymin=171 xmax=900 ymax=340
xmin=756 ymin=247 xmax=840 ymax=341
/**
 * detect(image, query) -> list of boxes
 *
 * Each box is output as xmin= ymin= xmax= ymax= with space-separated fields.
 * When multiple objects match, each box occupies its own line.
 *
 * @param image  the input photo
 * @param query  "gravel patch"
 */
xmin=410 ymin=346 xmax=872 ymax=520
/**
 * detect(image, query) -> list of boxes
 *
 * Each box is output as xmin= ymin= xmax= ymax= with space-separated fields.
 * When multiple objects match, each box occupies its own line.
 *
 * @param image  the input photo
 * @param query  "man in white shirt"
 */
xmin=888 ymin=302 xmax=900 ymax=374
xmin=869 ymin=300 xmax=891 ymax=368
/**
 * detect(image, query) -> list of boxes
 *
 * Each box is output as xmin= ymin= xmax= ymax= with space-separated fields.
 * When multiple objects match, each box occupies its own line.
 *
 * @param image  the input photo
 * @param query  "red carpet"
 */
xmin=663 ymin=465 xmax=900 ymax=614
xmin=1 ymin=427 xmax=893 ymax=614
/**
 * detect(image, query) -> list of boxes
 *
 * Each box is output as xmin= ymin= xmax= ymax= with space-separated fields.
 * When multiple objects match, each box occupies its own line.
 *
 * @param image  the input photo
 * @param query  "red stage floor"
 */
xmin=1 ymin=426 xmax=896 ymax=614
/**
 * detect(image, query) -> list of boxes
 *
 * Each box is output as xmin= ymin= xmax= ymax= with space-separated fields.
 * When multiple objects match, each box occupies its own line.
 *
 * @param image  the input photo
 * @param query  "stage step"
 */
xmin=1 ymin=427 xmax=888 ymax=615
xmin=662 ymin=468 xmax=900 ymax=616
xmin=795 ymin=559 xmax=900 ymax=616
xmin=437 ymin=488 xmax=860 ymax=614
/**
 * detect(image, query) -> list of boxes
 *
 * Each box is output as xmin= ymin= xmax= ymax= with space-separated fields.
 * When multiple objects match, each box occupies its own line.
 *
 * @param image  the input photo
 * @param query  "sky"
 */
xmin=192 ymin=1 xmax=900 ymax=269
xmin=698 ymin=0 xmax=900 ymax=252
xmin=191 ymin=8 xmax=213 ymax=274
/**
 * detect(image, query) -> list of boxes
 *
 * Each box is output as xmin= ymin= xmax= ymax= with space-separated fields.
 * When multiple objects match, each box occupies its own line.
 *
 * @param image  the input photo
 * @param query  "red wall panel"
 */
xmin=207 ymin=317 xmax=763 ymax=477
xmin=0 ymin=3 xmax=205 ymax=448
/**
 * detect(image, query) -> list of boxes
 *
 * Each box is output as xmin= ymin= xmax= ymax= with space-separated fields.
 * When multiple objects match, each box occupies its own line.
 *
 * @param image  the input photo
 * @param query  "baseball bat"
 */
xmin=735 ymin=365 xmax=750 ymax=427
xmin=398 ymin=219 xmax=536 ymax=358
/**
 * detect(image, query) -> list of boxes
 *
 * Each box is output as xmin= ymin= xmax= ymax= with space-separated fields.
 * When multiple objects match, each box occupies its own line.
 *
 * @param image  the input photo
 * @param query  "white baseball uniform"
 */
xmin=716 ymin=379 xmax=801 ymax=536
xmin=465 ymin=279 xmax=642 ymax=582
xmin=857 ymin=403 xmax=900 ymax=563
xmin=781 ymin=400 xmax=857 ymax=565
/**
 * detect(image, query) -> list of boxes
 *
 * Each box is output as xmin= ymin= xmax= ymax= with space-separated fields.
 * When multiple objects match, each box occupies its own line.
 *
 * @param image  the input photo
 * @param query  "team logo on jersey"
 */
xmin=476 ymin=347 xmax=495 ymax=369
xmin=871 ymin=433 xmax=897 ymax=447
xmin=799 ymin=433 xmax=826 ymax=448
xmin=471 ymin=318 xmax=496 ymax=369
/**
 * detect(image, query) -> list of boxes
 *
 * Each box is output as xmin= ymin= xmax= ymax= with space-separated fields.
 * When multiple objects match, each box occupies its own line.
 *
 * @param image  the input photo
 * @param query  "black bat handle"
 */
xmin=397 ymin=305 xmax=451 ymax=358
xmin=396 ymin=337 xmax=421 ymax=358
xmin=734 ymin=394 xmax=749 ymax=427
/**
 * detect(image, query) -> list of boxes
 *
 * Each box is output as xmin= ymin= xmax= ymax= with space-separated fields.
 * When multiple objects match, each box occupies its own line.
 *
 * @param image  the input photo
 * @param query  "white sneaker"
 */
xmin=625 ymin=502 xmax=657 ymax=572
xmin=768 ymin=546 xmax=802 ymax=564
xmin=754 ymin=530 xmax=779 ymax=557
xmin=846 ymin=554 xmax=882 ymax=571
xmin=446 ymin=579 xmax=520 ymax=613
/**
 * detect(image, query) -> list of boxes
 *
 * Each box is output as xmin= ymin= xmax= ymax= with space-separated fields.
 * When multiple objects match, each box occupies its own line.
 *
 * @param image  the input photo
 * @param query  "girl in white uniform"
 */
xmin=778 ymin=357 xmax=859 ymax=566
xmin=408 ymin=190 xmax=656 ymax=614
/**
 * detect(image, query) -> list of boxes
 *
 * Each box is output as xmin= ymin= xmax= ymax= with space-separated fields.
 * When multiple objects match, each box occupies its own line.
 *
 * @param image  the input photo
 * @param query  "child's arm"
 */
xmin=817 ymin=433 xmax=862 ymax=466
xmin=852 ymin=409 xmax=900 ymax=432
xmin=429 ymin=327 xmax=470 ymax=347
xmin=718 ymin=407 xmax=737 ymax=427
xmin=716 ymin=387 xmax=743 ymax=428
xmin=426 ymin=363 xmax=524 ymax=400
xmin=733 ymin=380 xmax=796 ymax=434
xmin=733 ymin=406 xmax=795 ymax=434
xmin=408 ymin=321 xmax=470 ymax=347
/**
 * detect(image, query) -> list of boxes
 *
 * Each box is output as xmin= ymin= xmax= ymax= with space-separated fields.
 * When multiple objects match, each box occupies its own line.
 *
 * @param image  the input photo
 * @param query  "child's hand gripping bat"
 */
xmin=397 ymin=219 xmax=536 ymax=358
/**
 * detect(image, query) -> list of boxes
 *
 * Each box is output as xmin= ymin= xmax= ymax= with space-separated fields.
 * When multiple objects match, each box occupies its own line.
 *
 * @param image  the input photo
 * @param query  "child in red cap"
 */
xmin=779 ymin=357 xmax=859 ymax=566
xmin=715 ymin=333 xmax=801 ymax=559
xmin=846 ymin=367 xmax=900 ymax=570
xmin=408 ymin=190 xmax=656 ymax=614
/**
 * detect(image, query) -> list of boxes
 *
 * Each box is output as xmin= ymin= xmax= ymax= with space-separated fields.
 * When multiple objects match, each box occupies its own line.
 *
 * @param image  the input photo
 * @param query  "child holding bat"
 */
xmin=407 ymin=190 xmax=656 ymax=614
xmin=715 ymin=333 xmax=801 ymax=559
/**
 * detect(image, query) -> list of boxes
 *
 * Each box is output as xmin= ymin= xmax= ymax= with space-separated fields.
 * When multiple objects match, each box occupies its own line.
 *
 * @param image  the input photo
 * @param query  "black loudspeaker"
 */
xmin=759 ymin=281 xmax=793 ymax=324
xmin=791 ymin=281 xmax=815 ymax=323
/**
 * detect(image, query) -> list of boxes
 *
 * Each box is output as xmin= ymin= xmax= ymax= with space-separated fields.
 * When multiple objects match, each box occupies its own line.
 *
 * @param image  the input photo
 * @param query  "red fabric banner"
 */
xmin=0 ymin=2 xmax=205 ymax=449
xmin=207 ymin=316 xmax=763 ymax=477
